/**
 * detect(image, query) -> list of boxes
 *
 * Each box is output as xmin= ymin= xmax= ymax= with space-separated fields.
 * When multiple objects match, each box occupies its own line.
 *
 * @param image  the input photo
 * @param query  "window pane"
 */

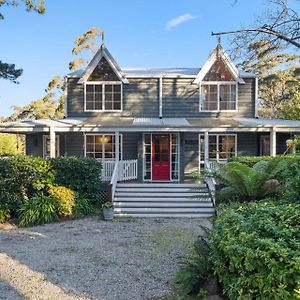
xmin=114 ymin=101 xmax=121 ymax=110
xmin=86 ymin=85 xmax=94 ymax=93
xmin=95 ymin=85 xmax=102 ymax=93
xmin=86 ymin=136 xmax=94 ymax=143
xmin=105 ymin=85 xmax=113 ymax=92
xmin=202 ymin=85 xmax=218 ymax=111
xmin=105 ymin=101 xmax=113 ymax=110
xmin=219 ymin=84 xmax=236 ymax=110
xmin=114 ymin=85 xmax=121 ymax=93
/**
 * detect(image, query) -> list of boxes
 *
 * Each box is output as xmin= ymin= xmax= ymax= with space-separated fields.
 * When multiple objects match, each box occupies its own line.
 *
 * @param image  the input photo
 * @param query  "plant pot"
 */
xmin=103 ymin=208 xmax=114 ymax=220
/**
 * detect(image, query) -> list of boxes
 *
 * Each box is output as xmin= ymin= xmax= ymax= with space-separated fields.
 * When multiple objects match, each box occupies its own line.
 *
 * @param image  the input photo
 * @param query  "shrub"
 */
xmin=210 ymin=201 xmax=300 ymax=300
xmin=18 ymin=195 xmax=59 ymax=227
xmin=283 ymin=159 xmax=300 ymax=203
xmin=48 ymin=186 xmax=76 ymax=216
xmin=216 ymin=159 xmax=288 ymax=203
xmin=0 ymin=204 xmax=10 ymax=223
xmin=73 ymin=196 xmax=95 ymax=217
xmin=229 ymin=155 xmax=299 ymax=167
xmin=51 ymin=156 xmax=102 ymax=201
xmin=0 ymin=156 xmax=55 ymax=214
xmin=174 ymin=237 xmax=213 ymax=298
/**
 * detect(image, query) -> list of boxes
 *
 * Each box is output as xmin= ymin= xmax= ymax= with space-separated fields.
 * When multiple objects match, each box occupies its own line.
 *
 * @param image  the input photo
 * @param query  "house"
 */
xmin=1 ymin=40 xmax=300 ymax=216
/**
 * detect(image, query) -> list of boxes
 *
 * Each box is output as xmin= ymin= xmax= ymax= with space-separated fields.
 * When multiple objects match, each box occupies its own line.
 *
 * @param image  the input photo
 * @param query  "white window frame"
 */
xmin=142 ymin=133 xmax=180 ymax=182
xmin=84 ymin=81 xmax=123 ymax=112
xmin=198 ymin=134 xmax=237 ymax=170
xmin=84 ymin=133 xmax=123 ymax=161
xmin=199 ymin=81 xmax=238 ymax=112
xmin=43 ymin=135 xmax=60 ymax=158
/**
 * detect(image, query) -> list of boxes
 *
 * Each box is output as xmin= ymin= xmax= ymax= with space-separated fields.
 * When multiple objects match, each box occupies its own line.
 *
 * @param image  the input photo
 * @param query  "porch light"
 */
xmin=96 ymin=136 xmax=103 ymax=144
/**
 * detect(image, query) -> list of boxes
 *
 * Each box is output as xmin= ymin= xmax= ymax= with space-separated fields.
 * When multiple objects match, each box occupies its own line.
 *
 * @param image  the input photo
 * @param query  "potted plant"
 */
xmin=102 ymin=202 xmax=114 ymax=220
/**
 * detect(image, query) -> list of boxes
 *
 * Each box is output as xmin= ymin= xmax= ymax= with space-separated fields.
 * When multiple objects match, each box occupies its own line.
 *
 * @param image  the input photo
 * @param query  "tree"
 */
xmin=0 ymin=0 xmax=46 ymax=83
xmin=0 ymin=133 xmax=24 ymax=156
xmin=277 ymin=91 xmax=300 ymax=120
xmin=213 ymin=0 xmax=300 ymax=57
xmin=8 ymin=75 xmax=64 ymax=121
xmin=69 ymin=27 xmax=103 ymax=71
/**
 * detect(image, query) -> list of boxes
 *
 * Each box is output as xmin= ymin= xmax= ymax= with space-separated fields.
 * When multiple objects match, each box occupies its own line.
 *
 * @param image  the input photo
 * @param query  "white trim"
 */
xmin=159 ymin=77 xmax=163 ymax=118
xmin=78 ymin=46 xmax=129 ymax=84
xmin=64 ymin=77 xmax=68 ymax=117
xmin=43 ymin=135 xmax=60 ymax=158
xmin=193 ymin=45 xmax=245 ymax=84
xmin=270 ymin=127 xmax=277 ymax=157
xmin=84 ymin=82 xmax=123 ymax=112
xmin=84 ymin=133 xmax=123 ymax=160
xmin=255 ymin=77 xmax=258 ymax=118
xmin=199 ymin=133 xmax=237 ymax=167
xmin=199 ymin=82 xmax=238 ymax=112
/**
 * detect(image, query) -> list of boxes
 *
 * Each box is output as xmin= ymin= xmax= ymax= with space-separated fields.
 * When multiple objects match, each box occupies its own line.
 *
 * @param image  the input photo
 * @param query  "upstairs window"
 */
xmin=84 ymin=57 xmax=122 ymax=111
xmin=200 ymin=59 xmax=237 ymax=111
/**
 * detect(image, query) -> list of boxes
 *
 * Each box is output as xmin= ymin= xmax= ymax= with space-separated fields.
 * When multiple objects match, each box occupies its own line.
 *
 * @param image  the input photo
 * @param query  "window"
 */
xmin=43 ymin=135 xmax=59 ymax=158
xmin=199 ymin=134 xmax=236 ymax=163
xmin=200 ymin=83 xmax=237 ymax=111
xmin=85 ymin=83 xmax=122 ymax=111
xmin=85 ymin=134 xmax=122 ymax=160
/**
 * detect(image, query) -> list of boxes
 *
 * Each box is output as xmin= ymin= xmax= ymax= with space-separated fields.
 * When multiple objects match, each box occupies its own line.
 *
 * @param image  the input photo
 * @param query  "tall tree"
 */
xmin=0 ymin=0 xmax=46 ymax=83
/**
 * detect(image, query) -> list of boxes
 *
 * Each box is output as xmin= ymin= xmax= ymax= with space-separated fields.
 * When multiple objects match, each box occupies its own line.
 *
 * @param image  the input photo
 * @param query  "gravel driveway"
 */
xmin=0 ymin=217 xmax=211 ymax=300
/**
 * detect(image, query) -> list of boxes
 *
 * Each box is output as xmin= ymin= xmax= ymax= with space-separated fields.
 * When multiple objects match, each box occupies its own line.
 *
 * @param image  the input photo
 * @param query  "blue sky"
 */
xmin=0 ymin=0 xmax=297 ymax=117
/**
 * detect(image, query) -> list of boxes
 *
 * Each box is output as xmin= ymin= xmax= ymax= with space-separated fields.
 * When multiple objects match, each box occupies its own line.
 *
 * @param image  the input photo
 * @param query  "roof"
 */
xmin=67 ymin=67 xmax=256 ymax=79
xmin=1 ymin=117 xmax=300 ymax=133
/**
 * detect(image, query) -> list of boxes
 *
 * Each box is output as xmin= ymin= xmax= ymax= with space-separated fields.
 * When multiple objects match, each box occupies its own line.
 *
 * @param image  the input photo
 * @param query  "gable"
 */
xmin=88 ymin=57 xmax=120 ymax=81
xmin=203 ymin=59 xmax=235 ymax=81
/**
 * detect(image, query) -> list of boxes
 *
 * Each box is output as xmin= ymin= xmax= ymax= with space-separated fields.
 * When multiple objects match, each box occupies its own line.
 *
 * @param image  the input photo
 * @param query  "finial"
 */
xmin=100 ymin=30 xmax=105 ymax=47
xmin=217 ymin=35 xmax=221 ymax=46
xmin=216 ymin=35 xmax=222 ymax=60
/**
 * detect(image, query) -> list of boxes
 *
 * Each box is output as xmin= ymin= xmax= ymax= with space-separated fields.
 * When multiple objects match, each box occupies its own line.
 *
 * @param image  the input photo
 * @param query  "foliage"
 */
xmin=51 ymin=156 xmax=102 ymax=201
xmin=228 ymin=155 xmax=299 ymax=167
xmin=174 ymin=237 xmax=213 ymax=298
xmin=210 ymin=200 xmax=300 ymax=300
xmin=216 ymin=159 xmax=288 ymax=202
xmin=283 ymin=159 xmax=300 ymax=203
xmin=278 ymin=91 xmax=300 ymax=120
xmin=73 ymin=196 xmax=95 ymax=217
xmin=0 ymin=133 xmax=24 ymax=155
xmin=0 ymin=204 xmax=10 ymax=223
xmin=18 ymin=195 xmax=58 ymax=227
xmin=8 ymin=75 xmax=64 ymax=121
xmin=48 ymin=186 xmax=76 ymax=216
xmin=102 ymin=201 xmax=113 ymax=209
xmin=0 ymin=0 xmax=46 ymax=83
xmin=69 ymin=27 xmax=102 ymax=71
xmin=0 ymin=156 xmax=55 ymax=214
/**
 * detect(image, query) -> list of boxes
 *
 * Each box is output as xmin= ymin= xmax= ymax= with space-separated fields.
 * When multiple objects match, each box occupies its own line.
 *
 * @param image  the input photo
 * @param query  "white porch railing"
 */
xmin=101 ymin=160 xmax=116 ymax=181
xmin=102 ymin=159 xmax=138 ymax=201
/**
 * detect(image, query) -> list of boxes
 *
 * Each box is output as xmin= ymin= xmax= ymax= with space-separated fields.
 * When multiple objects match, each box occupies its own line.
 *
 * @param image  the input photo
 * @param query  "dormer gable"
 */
xmin=194 ymin=43 xmax=245 ymax=84
xmin=78 ymin=44 xmax=129 ymax=84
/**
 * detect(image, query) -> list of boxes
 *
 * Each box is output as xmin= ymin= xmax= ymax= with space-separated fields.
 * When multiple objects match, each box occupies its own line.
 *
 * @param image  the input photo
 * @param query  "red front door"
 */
xmin=152 ymin=134 xmax=170 ymax=181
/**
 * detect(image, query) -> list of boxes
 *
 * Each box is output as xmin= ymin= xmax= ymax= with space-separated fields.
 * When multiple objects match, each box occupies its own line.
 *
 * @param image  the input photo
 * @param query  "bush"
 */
xmin=73 ymin=196 xmax=95 ymax=217
xmin=210 ymin=201 xmax=300 ymax=300
xmin=18 ymin=195 xmax=59 ymax=227
xmin=283 ymin=159 xmax=300 ymax=203
xmin=0 ymin=204 xmax=10 ymax=223
xmin=174 ymin=237 xmax=213 ymax=298
xmin=48 ymin=186 xmax=76 ymax=216
xmin=0 ymin=156 xmax=55 ymax=214
xmin=229 ymin=155 xmax=299 ymax=167
xmin=216 ymin=159 xmax=288 ymax=203
xmin=51 ymin=156 xmax=102 ymax=201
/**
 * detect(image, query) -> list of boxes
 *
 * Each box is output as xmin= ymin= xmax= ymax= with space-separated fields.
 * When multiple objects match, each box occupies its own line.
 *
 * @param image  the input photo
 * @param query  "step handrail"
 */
xmin=204 ymin=160 xmax=218 ymax=206
xmin=109 ymin=161 xmax=119 ymax=202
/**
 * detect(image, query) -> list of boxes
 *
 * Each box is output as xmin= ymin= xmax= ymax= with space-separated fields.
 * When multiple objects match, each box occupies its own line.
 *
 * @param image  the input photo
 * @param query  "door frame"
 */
xmin=260 ymin=135 xmax=270 ymax=156
xmin=143 ymin=133 xmax=180 ymax=182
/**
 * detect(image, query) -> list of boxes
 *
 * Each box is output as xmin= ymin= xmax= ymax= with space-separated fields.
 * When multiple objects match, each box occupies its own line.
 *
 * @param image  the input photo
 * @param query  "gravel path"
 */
xmin=0 ymin=217 xmax=211 ymax=300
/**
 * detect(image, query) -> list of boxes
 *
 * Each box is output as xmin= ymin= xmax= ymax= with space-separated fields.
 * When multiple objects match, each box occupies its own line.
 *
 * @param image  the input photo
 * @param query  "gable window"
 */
xmin=200 ymin=59 xmax=237 ymax=112
xmin=85 ymin=83 xmax=122 ymax=111
xmin=85 ymin=134 xmax=122 ymax=160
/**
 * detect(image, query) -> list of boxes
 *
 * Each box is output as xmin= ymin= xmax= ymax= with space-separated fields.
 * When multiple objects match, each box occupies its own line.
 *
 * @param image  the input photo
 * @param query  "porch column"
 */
xmin=49 ymin=126 xmax=56 ymax=158
xmin=270 ymin=127 xmax=276 ymax=157
xmin=115 ymin=131 xmax=120 ymax=162
xmin=204 ymin=131 xmax=209 ymax=162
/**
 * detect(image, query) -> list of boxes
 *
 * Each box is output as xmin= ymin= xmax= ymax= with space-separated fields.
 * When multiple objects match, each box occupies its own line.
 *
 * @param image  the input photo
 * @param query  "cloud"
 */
xmin=165 ymin=13 xmax=198 ymax=30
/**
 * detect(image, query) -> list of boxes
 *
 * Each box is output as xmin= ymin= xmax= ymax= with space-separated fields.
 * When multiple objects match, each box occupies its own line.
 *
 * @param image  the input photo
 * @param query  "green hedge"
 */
xmin=210 ymin=201 xmax=300 ymax=300
xmin=228 ymin=155 xmax=299 ymax=167
xmin=0 ymin=155 xmax=103 ymax=222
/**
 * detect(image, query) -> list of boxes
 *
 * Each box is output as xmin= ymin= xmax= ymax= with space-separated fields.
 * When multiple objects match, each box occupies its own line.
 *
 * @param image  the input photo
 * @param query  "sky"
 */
xmin=0 ymin=0 xmax=298 ymax=117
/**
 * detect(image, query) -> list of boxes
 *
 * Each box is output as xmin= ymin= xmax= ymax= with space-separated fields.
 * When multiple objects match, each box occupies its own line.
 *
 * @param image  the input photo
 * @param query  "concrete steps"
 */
xmin=113 ymin=183 xmax=215 ymax=218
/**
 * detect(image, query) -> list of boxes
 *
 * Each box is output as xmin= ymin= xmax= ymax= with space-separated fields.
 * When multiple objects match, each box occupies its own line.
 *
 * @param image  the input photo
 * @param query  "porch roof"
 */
xmin=1 ymin=117 xmax=300 ymax=133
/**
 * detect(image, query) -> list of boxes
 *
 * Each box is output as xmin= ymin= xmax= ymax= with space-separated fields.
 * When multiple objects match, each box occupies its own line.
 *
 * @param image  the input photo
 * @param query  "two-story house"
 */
xmin=1 ymin=41 xmax=300 ymax=217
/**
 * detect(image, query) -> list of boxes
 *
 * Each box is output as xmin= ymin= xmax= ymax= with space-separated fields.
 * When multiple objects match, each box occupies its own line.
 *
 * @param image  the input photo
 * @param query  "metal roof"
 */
xmin=67 ymin=67 xmax=256 ymax=79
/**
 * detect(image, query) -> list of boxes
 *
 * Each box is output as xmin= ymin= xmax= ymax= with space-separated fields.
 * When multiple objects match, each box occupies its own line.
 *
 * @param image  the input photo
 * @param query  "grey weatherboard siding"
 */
xmin=66 ymin=77 xmax=255 ymax=119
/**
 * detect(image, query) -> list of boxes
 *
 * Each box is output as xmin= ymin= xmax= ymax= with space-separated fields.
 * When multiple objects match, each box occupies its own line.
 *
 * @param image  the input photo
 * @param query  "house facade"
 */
xmin=1 ymin=42 xmax=300 ymax=184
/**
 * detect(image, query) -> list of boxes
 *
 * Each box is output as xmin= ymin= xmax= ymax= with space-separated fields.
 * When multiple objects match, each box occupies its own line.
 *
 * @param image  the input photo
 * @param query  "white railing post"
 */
xmin=49 ymin=126 xmax=56 ymax=158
